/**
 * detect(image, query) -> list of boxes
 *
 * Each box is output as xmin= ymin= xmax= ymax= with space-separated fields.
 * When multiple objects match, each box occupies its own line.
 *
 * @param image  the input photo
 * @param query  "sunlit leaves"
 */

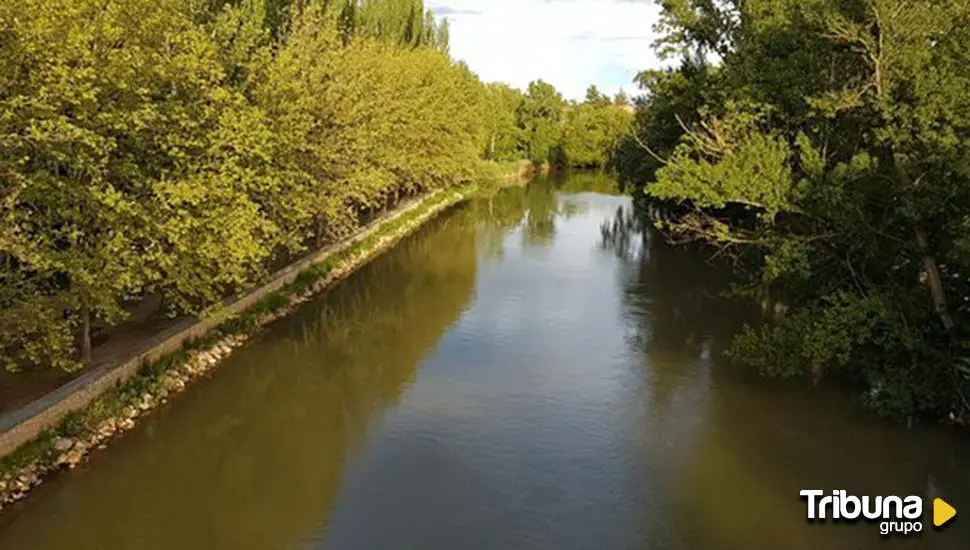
xmin=652 ymin=107 xmax=794 ymax=217
xmin=0 ymin=0 xmax=483 ymax=370
xmin=557 ymin=86 xmax=634 ymax=169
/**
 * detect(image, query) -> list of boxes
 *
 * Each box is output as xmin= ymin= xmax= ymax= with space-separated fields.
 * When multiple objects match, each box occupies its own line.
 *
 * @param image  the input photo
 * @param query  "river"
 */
xmin=0 ymin=173 xmax=968 ymax=549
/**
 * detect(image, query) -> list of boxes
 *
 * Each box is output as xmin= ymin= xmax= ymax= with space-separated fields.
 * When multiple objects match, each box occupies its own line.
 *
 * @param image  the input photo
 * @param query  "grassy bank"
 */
xmin=475 ymin=159 xmax=547 ymax=183
xmin=0 ymin=181 xmax=496 ymax=511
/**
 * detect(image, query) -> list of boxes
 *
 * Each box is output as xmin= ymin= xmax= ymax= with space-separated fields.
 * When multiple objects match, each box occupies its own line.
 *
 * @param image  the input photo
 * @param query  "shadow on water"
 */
xmin=0 ymin=173 xmax=968 ymax=550
xmin=600 ymin=201 xmax=752 ymax=358
xmin=598 ymin=197 xmax=970 ymax=550
xmin=0 ymin=206 xmax=482 ymax=550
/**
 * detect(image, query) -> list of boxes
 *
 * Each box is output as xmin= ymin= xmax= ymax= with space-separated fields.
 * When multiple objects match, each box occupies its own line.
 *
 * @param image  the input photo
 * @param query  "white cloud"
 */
xmin=428 ymin=0 xmax=666 ymax=100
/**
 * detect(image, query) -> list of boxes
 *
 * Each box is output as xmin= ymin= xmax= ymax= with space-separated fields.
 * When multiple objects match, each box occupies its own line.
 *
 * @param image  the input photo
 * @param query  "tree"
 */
xmin=517 ymin=80 xmax=565 ymax=164
xmin=613 ymin=89 xmax=631 ymax=108
xmin=436 ymin=18 xmax=450 ymax=55
xmin=584 ymin=84 xmax=611 ymax=108
xmin=0 ymin=0 xmax=288 ymax=369
xmin=0 ymin=0 xmax=485 ymax=372
xmin=635 ymin=0 xmax=970 ymax=418
xmin=479 ymin=83 xmax=524 ymax=161
xmin=615 ymin=59 xmax=721 ymax=192
xmin=558 ymin=90 xmax=633 ymax=169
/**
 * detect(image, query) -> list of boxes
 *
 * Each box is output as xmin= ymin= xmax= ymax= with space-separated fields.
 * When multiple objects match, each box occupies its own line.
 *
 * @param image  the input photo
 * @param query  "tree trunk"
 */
xmin=915 ymin=229 xmax=955 ymax=331
xmin=316 ymin=217 xmax=326 ymax=248
xmin=890 ymin=148 xmax=955 ymax=332
xmin=80 ymin=302 xmax=92 ymax=365
xmin=157 ymin=292 xmax=169 ymax=318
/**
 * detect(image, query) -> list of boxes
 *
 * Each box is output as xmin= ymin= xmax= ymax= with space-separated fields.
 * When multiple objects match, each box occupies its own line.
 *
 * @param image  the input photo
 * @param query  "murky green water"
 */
xmin=1 ymin=174 xmax=968 ymax=549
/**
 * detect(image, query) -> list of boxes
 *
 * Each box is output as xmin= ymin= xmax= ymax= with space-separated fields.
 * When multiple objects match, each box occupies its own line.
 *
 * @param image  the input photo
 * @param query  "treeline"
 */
xmin=0 ymin=0 xmax=488 ymax=371
xmin=619 ymin=0 xmax=970 ymax=419
xmin=229 ymin=0 xmax=450 ymax=47
xmin=480 ymin=81 xmax=634 ymax=170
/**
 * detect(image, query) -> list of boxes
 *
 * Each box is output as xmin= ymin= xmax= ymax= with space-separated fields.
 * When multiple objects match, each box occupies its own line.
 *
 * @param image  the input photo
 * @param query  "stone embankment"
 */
xmin=0 ymin=181 xmax=499 ymax=512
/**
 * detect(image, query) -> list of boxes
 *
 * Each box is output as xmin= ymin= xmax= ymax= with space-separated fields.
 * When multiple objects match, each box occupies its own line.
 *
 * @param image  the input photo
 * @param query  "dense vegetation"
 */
xmin=481 ymin=81 xmax=634 ymax=169
xmin=0 ymin=0 xmax=468 ymax=372
xmin=0 ymin=0 xmax=630 ymax=374
xmin=619 ymin=0 xmax=970 ymax=420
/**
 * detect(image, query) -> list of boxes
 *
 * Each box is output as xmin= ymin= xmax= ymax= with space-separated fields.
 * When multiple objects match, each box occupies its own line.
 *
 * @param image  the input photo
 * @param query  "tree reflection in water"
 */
xmin=599 ymin=201 xmax=751 ymax=364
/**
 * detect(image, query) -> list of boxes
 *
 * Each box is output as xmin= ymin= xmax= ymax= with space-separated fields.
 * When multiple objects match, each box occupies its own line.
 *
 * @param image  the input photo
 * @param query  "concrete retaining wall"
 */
xmin=0 ymin=189 xmax=451 ymax=459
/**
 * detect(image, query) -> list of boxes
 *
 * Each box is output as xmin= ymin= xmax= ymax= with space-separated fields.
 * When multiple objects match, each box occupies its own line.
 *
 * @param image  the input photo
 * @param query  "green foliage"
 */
xmin=339 ymin=0 xmax=450 ymax=52
xmin=1 ymin=0 xmax=265 ymax=368
xmin=517 ymin=80 xmax=566 ymax=164
xmin=615 ymin=60 xmax=722 ymax=191
xmin=480 ymin=83 xmax=526 ymax=162
xmin=652 ymin=105 xmax=795 ymax=217
xmin=0 ymin=0 xmax=483 ymax=371
xmin=478 ymin=79 xmax=633 ymax=169
xmin=0 ymin=184 xmax=468 ymax=481
xmin=0 ymin=0 xmax=625 ymax=376
xmin=631 ymin=0 xmax=970 ymax=420
xmin=556 ymin=85 xmax=634 ymax=169
xmin=732 ymin=292 xmax=901 ymax=379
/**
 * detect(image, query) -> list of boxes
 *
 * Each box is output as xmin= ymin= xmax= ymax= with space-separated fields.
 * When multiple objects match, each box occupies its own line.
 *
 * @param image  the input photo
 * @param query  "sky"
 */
xmin=426 ymin=0 xmax=666 ymax=101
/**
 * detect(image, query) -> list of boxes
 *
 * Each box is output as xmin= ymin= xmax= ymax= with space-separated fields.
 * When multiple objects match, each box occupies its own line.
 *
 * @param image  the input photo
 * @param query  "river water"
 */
xmin=0 ymin=174 xmax=968 ymax=549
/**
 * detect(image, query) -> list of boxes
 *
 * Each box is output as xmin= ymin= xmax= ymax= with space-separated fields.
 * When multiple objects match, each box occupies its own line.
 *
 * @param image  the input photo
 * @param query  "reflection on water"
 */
xmin=0 ymin=174 xmax=968 ymax=550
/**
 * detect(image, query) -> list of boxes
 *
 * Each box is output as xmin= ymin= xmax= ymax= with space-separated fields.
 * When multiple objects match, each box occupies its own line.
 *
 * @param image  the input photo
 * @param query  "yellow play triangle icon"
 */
xmin=933 ymin=498 xmax=956 ymax=527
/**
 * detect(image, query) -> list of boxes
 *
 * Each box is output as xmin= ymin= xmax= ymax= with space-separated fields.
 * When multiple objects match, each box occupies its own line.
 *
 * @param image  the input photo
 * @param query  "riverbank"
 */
xmin=4 ymin=173 xmax=966 ymax=549
xmin=0 ymin=164 xmax=535 ymax=512
xmin=479 ymin=159 xmax=550 ymax=182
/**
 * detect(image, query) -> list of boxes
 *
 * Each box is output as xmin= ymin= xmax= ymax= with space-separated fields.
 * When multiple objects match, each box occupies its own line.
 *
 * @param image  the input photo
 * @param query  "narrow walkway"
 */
xmin=0 ymin=207 xmax=405 ymax=414
xmin=0 ymin=309 xmax=193 ymax=415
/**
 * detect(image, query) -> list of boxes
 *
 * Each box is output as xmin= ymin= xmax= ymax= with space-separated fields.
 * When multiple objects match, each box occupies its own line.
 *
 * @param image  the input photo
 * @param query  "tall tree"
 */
xmin=0 ymin=0 xmax=484 ymax=372
xmin=0 ymin=0 xmax=283 ymax=368
xmin=517 ymin=80 xmax=565 ymax=164
xmin=480 ymin=83 xmax=525 ymax=161
xmin=635 ymin=0 xmax=970 ymax=418
xmin=584 ymin=84 xmax=612 ymax=108
xmin=558 ymin=87 xmax=634 ymax=169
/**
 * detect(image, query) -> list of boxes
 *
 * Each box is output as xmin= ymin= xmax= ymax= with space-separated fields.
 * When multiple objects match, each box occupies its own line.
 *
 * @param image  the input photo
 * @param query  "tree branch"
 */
xmin=631 ymin=133 xmax=668 ymax=166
